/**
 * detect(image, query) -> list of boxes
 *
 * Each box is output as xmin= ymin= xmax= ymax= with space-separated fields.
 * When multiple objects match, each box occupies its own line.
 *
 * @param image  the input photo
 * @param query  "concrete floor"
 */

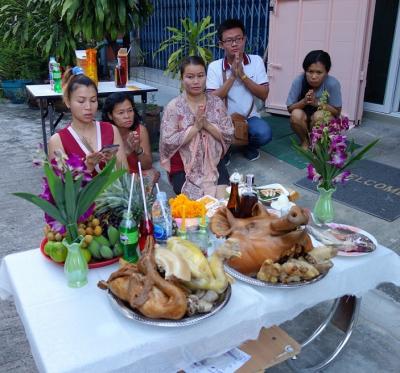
xmin=0 ymin=87 xmax=399 ymax=372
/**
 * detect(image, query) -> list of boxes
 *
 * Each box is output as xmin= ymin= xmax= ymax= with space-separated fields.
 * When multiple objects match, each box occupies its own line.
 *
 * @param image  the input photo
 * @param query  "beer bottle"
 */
xmin=227 ymin=172 xmax=241 ymax=217
xmin=238 ymin=174 xmax=258 ymax=218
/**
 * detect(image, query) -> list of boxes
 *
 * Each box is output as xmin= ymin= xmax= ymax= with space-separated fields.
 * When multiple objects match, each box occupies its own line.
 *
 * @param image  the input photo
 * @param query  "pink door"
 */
xmin=266 ymin=0 xmax=376 ymax=124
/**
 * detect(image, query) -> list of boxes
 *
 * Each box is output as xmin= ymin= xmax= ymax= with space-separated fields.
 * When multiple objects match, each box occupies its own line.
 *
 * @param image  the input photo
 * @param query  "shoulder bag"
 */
xmin=222 ymin=67 xmax=253 ymax=146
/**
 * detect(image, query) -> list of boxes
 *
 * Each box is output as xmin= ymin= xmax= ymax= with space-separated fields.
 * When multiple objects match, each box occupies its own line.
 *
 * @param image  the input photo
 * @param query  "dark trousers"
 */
xmin=170 ymin=159 xmax=230 ymax=195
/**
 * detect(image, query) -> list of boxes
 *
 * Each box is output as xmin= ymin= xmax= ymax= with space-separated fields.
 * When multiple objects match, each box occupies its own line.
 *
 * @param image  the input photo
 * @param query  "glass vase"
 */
xmin=63 ymin=238 xmax=88 ymax=288
xmin=313 ymin=186 xmax=336 ymax=225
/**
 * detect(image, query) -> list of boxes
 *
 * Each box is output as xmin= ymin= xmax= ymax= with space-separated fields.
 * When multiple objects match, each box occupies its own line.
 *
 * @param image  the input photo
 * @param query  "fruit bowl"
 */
xmin=40 ymin=238 xmax=120 ymax=269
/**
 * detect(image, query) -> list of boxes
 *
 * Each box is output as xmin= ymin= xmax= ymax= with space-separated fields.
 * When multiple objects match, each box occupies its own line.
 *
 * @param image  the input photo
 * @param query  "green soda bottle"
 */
xmin=119 ymin=211 xmax=139 ymax=263
xmin=53 ymin=63 xmax=62 ymax=93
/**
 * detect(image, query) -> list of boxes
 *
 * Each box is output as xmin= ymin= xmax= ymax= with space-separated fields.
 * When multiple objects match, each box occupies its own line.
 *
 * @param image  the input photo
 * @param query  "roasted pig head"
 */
xmin=210 ymin=203 xmax=313 ymax=275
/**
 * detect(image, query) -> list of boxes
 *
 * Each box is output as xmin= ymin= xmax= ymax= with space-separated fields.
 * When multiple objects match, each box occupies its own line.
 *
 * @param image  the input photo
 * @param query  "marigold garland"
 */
xmin=169 ymin=194 xmax=205 ymax=218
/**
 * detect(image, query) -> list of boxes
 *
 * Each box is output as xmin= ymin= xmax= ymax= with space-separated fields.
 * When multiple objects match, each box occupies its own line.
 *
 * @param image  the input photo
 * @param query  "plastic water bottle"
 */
xmin=119 ymin=211 xmax=139 ymax=263
xmin=48 ymin=57 xmax=57 ymax=90
xmin=53 ymin=63 xmax=62 ymax=93
xmin=152 ymin=191 xmax=172 ymax=244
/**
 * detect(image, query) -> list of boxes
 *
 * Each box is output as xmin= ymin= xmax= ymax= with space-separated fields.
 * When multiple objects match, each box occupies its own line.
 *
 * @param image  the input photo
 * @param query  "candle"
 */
xmin=201 ymin=204 xmax=206 ymax=226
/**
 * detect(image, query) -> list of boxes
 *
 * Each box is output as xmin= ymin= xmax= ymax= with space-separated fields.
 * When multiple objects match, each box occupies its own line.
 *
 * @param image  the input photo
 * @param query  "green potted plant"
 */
xmin=154 ymin=16 xmax=217 ymax=77
xmin=0 ymin=43 xmax=47 ymax=103
xmin=0 ymin=0 xmax=153 ymax=66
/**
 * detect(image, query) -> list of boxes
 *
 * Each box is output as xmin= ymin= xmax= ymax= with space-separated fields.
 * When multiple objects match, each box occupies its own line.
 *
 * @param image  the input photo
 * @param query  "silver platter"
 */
xmin=224 ymin=265 xmax=327 ymax=288
xmin=107 ymin=284 xmax=231 ymax=327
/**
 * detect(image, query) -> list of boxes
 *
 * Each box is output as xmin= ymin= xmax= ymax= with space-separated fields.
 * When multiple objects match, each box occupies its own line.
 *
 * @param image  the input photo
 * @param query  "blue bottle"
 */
xmin=152 ymin=191 xmax=172 ymax=244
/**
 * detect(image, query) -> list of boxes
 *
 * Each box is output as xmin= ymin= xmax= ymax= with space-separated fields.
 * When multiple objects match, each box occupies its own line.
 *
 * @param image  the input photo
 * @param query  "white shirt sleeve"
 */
xmin=206 ymin=60 xmax=223 ymax=90
xmin=252 ymin=55 xmax=268 ymax=85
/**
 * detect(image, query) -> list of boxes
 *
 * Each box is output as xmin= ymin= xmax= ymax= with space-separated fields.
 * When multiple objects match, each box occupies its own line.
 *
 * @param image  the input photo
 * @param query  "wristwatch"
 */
xmin=135 ymin=147 xmax=144 ymax=156
xmin=241 ymin=74 xmax=248 ymax=81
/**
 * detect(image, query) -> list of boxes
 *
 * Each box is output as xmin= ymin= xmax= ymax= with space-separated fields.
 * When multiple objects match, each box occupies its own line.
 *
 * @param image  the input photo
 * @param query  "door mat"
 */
xmin=262 ymin=114 xmax=293 ymax=139
xmin=260 ymin=115 xmax=308 ymax=169
xmin=294 ymin=159 xmax=400 ymax=221
xmin=261 ymin=135 xmax=308 ymax=169
xmin=260 ymin=115 xmax=361 ymax=170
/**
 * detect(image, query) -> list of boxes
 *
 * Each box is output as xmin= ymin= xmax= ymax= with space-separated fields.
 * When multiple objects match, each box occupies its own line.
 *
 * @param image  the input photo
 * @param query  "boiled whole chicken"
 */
xmin=98 ymin=236 xmax=188 ymax=320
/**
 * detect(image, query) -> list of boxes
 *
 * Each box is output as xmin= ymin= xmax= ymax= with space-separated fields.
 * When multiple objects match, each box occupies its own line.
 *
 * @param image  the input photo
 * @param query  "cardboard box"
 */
xmin=236 ymin=326 xmax=301 ymax=372
xmin=183 ymin=326 xmax=300 ymax=372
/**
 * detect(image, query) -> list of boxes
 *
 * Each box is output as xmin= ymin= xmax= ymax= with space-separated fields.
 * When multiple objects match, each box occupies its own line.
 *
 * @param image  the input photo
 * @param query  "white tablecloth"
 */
xmin=1 ymin=245 xmax=400 ymax=373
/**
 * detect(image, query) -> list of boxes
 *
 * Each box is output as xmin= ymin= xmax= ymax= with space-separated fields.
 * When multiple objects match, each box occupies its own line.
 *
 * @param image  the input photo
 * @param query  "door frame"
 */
xmin=364 ymin=3 xmax=400 ymax=115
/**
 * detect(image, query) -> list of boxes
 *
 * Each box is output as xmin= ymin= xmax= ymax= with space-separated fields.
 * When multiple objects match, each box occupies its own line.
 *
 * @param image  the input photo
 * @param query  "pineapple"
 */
xmin=94 ymin=173 xmax=154 ymax=229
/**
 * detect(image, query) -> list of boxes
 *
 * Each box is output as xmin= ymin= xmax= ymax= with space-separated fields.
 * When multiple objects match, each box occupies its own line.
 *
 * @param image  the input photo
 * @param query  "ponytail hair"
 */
xmin=62 ymin=66 xmax=98 ymax=102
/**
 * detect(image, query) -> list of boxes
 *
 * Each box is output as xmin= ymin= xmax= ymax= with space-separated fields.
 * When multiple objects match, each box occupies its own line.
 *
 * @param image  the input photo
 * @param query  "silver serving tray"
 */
xmin=107 ymin=284 xmax=231 ymax=327
xmin=224 ymin=265 xmax=327 ymax=288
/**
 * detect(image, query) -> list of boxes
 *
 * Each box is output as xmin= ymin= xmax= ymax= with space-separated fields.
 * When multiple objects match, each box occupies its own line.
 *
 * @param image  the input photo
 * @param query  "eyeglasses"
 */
xmin=221 ymin=36 xmax=244 ymax=45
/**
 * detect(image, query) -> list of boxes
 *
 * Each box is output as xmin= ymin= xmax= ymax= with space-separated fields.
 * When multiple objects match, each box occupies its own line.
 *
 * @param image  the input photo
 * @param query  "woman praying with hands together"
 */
xmin=159 ymin=56 xmax=234 ymax=199
xmin=287 ymin=50 xmax=342 ymax=149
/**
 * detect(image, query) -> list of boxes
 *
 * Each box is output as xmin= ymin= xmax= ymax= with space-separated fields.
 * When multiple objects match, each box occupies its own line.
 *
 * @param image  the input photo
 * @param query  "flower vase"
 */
xmin=63 ymin=238 xmax=88 ymax=288
xmin=313 ymin=186 xmax=336 ymax=224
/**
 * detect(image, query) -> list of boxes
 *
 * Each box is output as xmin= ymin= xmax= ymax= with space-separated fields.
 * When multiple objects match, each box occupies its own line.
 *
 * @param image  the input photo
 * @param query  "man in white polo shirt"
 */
xmin=206 ymin=18 xmax=271 ymax=163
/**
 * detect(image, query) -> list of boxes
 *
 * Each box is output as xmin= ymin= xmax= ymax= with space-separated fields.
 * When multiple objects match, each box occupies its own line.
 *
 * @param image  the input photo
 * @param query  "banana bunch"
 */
xmin=87 ymin=226 xmax=123 ymax=260
xmin=161 ymin=237 xmax=240 ymax=294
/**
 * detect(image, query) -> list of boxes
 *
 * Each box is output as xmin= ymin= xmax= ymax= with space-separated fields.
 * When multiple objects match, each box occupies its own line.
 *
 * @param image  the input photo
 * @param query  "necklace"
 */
xmin=70 ymin=121 xmax=97 ymax=153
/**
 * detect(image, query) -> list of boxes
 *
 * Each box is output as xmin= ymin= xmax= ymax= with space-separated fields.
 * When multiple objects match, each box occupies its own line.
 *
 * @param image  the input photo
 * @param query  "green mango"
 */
xmin=50 ymin=242 xmax=67 ymax=263
xmin=100 ymin=245 xmax=114 ymax=259
xmin=94 ymin=235 xmax=110 ymax=247
xmin=44 ymin=241 xmax=56 ymax=256
xmin=113 ymin=242 xmax=123 ymax=257
xmin=88 ymin=240 xmax=102 ymax=259
xmin=107 ymin=226 xmax=120 ymax=246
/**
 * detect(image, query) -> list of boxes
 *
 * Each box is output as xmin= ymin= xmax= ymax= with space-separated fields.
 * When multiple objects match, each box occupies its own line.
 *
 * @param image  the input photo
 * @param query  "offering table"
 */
xmin=1 ymin=244 xmax=400 ymax=373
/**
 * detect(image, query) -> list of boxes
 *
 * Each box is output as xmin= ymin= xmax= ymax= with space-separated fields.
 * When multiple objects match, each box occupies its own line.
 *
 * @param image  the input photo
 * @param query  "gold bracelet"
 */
xmin=241 ymin=74 xmax=248 ymax=81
